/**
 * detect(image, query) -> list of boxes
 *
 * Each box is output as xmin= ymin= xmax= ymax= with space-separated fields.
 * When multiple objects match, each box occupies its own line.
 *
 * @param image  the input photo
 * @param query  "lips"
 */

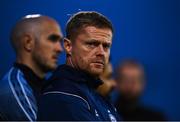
xmin=95 ymin=62 xmax=104 ymax=65
xmin=93 ymin=61 xmax=105 ymax=66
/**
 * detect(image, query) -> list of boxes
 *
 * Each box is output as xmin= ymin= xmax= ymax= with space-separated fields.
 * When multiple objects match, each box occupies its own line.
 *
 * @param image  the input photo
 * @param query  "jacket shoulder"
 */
xmin=38 ymin=90 xmax=97 ymax=120
xmin=0 ymin=67 xmax=37 ymax=121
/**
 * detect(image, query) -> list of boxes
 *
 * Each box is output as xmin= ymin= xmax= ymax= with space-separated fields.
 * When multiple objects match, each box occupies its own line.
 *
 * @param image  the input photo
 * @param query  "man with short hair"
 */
xmin=0 ymin=15 xmax=63 ymax=121
xmin=38 ymin=11 xmax=120 ymax=121
xmin=115 ymin=59 xmax=166 ymax=121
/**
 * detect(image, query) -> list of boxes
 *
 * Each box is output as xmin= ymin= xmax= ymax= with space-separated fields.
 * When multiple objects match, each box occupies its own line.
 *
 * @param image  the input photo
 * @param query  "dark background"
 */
xmin=0 ymin=0 xmax=179 ymax=120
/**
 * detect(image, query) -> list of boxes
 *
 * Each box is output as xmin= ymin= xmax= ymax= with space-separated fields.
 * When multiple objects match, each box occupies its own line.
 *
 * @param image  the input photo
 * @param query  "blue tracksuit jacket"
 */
xmin=37 ymin=64 xmax=120 ymax=121
xmin=0 ymin=63 xmax=44 ymax=121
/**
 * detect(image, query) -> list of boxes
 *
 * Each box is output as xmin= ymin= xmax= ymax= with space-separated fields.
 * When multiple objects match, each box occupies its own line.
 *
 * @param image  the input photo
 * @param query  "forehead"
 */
xmin=78 ymin=26 xmax=112 ymax=41
xmin=39 ymin=20 xmax=62 ymax=36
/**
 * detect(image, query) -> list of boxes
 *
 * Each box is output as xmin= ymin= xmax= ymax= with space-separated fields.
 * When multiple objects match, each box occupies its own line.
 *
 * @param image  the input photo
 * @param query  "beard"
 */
xmin=32 ymin=53 xmax=58 ymax=73
xmin=73 ymin=56 xmax=106 ymax=77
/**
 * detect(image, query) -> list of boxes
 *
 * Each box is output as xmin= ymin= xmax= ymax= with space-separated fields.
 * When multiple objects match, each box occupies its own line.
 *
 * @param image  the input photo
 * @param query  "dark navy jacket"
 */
xmin=0 ymin=63 xmax=44 ymax=121
xmin=38 ymin=64 xmax=120 ymax=121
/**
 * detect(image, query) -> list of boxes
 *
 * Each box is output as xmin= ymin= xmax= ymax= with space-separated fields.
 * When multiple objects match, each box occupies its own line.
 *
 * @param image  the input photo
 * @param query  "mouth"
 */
xmin=52 ymin=55 xmax=59 ymax=61
xmin=92 ymin=61 xmax=105 ymax=67
xmin=94 ymin=61 xmax=105 ymax=65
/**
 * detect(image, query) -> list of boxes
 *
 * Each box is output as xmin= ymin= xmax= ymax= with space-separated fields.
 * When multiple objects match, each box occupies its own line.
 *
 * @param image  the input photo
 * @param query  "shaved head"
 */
xmin=10 ymin=15 xmax=59 ymax=54
xmin=10 ymin=14 xmax=63 ymax=77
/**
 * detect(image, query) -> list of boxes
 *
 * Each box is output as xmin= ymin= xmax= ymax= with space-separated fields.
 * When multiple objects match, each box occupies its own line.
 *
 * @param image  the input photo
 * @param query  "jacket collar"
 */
xmin=50 ymin=64 xmax=103 ymax=89
xmin=13 ymin=63 xmax=45 ymax=94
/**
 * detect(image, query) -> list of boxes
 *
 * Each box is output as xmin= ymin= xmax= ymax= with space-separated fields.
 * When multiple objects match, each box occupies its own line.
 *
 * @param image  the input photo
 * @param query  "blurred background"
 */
xmin=0 ymin=0 xmax=179 ymax=120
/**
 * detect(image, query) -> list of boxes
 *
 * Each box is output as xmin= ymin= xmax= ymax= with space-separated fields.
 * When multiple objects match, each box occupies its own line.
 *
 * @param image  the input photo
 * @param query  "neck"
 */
xmin=66 ymin=55 xmax=80 ymax=70
xmin=66 ymin=56 xmax=74 ymax=68
xmin=16 ymin=56 xmax=46 ymax=78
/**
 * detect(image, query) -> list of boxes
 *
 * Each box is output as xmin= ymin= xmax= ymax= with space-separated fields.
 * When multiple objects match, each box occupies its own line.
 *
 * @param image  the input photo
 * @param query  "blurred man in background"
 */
xmin=115 ymin=59 xmax=166 ymax=121
xmin=0 ymin=15 xmax=63 ymax=121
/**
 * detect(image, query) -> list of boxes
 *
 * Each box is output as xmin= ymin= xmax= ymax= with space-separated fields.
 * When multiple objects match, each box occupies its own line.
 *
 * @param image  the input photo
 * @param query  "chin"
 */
xmin=86 ymin=65 xmax=103 ymax=76
xmin=52 ymin=65 xmax=58 ymax=70
xmin=90 ymin=69 xmax=103 ymax=77
xmin=48 ymin=63 xmax=58 ymax=70
xmin=95 ymin=68 xmax=104 ymax=74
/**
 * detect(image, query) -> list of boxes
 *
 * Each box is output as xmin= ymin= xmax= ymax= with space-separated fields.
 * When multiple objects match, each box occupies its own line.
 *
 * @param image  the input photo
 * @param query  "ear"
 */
xmin=64 ymin=37 xmax=72 ymax=55
xmin=23 ymin=34 xmax=34 ymax=52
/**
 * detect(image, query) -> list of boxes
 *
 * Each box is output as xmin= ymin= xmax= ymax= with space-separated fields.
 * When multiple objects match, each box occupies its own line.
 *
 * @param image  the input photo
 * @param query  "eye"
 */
xmin=103 ymin=43 xmax=111 ymax=50
xmin=48 ymin=34 xmax=61 ymax=43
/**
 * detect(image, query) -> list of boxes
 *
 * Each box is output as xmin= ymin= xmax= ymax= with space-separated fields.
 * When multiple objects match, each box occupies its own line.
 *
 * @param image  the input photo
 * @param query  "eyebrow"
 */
xmin=85 ymin=39 xmax=112 ymax=45
xmin=86 ymin=39 xmax=111 ymax=43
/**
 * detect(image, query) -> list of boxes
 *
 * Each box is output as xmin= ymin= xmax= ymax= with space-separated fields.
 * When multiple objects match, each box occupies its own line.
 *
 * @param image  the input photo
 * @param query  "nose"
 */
xmin=96 ymin=44 xmax=105 ymax=56
xmin=56 ymin=42 xmax=63 ymax=53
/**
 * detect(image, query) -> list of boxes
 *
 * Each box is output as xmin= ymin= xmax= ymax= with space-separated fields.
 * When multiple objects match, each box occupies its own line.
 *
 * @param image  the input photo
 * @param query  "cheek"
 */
xmin=42 ymin=43 xmax=55 ymax=54
xmin=78 ymin=55 xmax=91 ymax=67
xmin=34 ymin=44 xmax=51 ymax=59
xmin=73 ymin=47 xmax=93 ymax=62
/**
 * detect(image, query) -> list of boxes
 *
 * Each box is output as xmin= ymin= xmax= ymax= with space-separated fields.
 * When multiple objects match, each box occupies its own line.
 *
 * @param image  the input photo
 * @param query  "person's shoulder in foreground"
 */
xmin=0 ymin=64 xmax=37 ymax=121
xmin=96 ymin=62 xmax=122 ymax=121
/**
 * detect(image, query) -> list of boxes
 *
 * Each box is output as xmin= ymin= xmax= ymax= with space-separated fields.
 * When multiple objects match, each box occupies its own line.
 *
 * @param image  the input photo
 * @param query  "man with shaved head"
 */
xmin=0 ymin=15 xmax=63 ymax=121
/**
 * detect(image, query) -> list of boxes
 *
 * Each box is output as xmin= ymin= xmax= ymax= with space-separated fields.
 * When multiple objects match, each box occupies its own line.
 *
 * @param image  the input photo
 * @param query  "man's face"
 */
xmin=32 ymin=20 xmax=63 ymax=72
xmin=117 ymin=66 xmax=144 ymax=100
xmin=71 ymin=26 xmax=112 ymax=77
